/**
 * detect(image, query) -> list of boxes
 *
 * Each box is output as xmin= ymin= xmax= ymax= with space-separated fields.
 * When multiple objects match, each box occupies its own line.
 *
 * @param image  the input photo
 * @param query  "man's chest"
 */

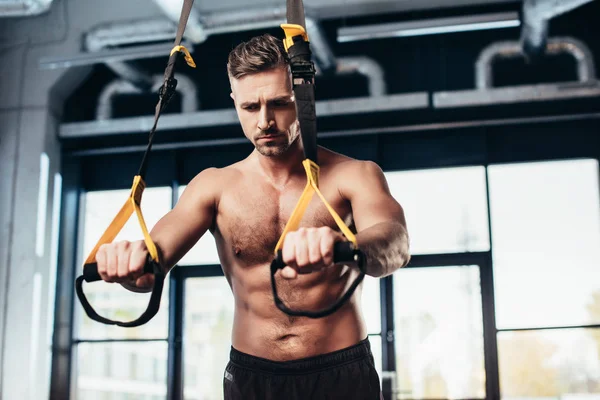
xmin=215 ymin=183 xmax=353 ymax=264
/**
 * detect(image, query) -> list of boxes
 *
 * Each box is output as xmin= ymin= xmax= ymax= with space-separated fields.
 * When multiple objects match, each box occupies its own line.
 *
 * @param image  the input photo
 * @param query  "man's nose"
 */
xmin=257 ymin=107 xmax=275 ymax=131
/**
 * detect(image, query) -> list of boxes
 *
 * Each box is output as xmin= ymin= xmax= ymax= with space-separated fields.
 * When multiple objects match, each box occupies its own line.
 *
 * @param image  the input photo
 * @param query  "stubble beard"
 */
xmin=255 ymin=138 xmax=291 ymax=157
xmin=255 ymin=121 xmax=299 ymax=157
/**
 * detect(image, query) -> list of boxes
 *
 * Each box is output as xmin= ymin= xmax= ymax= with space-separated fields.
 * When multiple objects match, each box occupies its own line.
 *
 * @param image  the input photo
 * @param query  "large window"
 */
xmin=385 ymin=166 xmax=490 ymax=399
xmin=73 ymin=187 xmax=172 ymax=399
xmin=183 ymin=277 xmax=234 ymax=400
xmin=489 ymin=159 xmax=600 ymax=399
xmin=489 ymin=159 xmax=600 ymax=329
xmin=363 ymin=276 xmax=383 ymax=378
xmin=498 ymin=328 xmax=600 ymax=397
xmin=393 ymin=266 xmax=486 ymax=399
xmin=385 ymin=166 xmax=490 ymax=255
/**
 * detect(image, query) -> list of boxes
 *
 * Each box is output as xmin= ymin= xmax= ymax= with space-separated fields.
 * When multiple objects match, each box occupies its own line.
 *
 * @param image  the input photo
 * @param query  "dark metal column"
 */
xmin=49 ymin=156 xmax=81 ymax=400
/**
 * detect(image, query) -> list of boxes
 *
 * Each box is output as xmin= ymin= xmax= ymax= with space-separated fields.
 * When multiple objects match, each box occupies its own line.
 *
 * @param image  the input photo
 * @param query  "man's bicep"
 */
xmin=344 ymin=161 xmax=406 ymax=231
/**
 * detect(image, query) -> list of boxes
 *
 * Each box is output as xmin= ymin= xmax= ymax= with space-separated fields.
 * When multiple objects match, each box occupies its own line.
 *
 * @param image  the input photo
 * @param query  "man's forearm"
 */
xmin=355 ymin=221 xmax=410 ymax=277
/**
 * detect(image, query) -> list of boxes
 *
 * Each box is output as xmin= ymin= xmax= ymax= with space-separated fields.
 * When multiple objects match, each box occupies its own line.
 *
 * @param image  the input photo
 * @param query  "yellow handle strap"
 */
xmin=83 ymin=175 xmax=160 ymax=266
xmin=281 ymin=24 xmax=309 ymax=52
xmin=170 ymin=45 xmax=196 ymax=68
xmin=274 ymin=159 xmax=357 ymax=254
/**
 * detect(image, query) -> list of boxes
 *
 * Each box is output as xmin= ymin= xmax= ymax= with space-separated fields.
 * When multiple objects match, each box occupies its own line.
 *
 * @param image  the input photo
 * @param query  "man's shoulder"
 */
xmin=184 ymin=162 xmax=245 ymax=200
xmin=191 ymin=161 xmax=245 ymax=182
xmin=318 ymin=147 xmax=382 ymax=176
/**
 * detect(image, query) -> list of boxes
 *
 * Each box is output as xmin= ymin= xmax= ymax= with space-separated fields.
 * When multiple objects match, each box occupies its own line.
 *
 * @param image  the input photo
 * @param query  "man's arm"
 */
xmin=111 ymin=167 xmax=220 ymax=293
xmin=150 ymin=167 xmax=220 ymax=271
xmin=340 ymin=160 xmax=410 ymax=277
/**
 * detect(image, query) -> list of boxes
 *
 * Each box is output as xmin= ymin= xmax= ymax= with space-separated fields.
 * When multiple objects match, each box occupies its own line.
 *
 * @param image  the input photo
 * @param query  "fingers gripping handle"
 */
xmin=270 ymin=241 xmax=366 ymax=318
xmin=75 ymin=256 xmax=165 ymax=328
xmin=273 ymin=241 xmax=358 ymax=270
xmin=82 ymin=260 xmax=155 ymax=283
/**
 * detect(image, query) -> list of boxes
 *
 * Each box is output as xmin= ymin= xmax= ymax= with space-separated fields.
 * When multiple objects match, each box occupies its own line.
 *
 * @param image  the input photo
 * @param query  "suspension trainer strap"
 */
xmin=270 ymin=0 xmax=366 ymax=319
xmin=75 ymin=0 xmax=197 ymax=328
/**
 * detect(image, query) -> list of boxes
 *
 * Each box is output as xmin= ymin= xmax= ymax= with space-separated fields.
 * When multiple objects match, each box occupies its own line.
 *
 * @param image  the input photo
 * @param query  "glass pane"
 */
xmin=385 ymin=166 xmax=490 ymax=255
xmin=394 ymin=266 xmax=486 ymax=399
xmin=362 ymin=276 xmax=381 ymax=335
xmin=369 ymin=334 xmax=383 ymax=382
xmin=76 ymin=187 xmax=172 ymax=340
xmin=489 ymin=159 xmax=600 ymax=329
xmin=498 ymin=328 xmax=600 ymax=399
xmin=176 ymin=185 xmax=220 ymax=266
xmin=74 ymin=341 xmax=168 ymax=399
xmin=183 ymin=277 xmax=235 ymax=400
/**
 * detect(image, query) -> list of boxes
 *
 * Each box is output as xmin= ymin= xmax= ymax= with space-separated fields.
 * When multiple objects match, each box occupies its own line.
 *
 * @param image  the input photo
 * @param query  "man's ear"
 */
xmin=230 ymin=92 xmax=235 ymax=101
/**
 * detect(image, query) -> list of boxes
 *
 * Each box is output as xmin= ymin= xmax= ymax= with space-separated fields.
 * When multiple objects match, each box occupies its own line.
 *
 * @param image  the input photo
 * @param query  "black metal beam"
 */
xmin=498 ymin=323 xmax=600 ymax=332
xmin=380 ymin=275 xmax=395 ymax=400
xmin=483 ymin=166 xmax=500 ymax=400
xmin=480 ymin=256 xmax=500 ymax=400
xmin=407 ymin=252 xmax=491 ymax=268
xmin=167 ymin=268 xmax=184 ymax=400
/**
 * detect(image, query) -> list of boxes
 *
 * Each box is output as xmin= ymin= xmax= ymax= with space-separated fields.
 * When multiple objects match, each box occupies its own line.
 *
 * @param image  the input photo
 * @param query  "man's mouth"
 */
xmin=257 ymin=133 xmax=283 ymax=140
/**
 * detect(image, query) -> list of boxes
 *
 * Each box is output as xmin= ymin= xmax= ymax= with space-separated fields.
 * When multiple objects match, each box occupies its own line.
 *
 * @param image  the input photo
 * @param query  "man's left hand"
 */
xmin=280 ymin=227 xmax=345 ymax=280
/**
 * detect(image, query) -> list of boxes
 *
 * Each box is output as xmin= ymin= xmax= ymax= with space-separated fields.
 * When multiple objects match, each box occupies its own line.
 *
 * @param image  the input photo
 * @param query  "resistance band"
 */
xmin=270 ymin=0 xmax=366 ymax=319
xmin=75 ymin=0 xmax=196 ymax=327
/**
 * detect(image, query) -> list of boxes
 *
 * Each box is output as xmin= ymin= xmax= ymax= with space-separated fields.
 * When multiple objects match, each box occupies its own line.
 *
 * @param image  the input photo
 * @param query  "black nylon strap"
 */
xmin=286 ymin=0 xmax=307 ymax=28
xmin=137 ymin=0 xmax=195 ymax=180
xmin=294 ymin=83 xmax=318 ymax=163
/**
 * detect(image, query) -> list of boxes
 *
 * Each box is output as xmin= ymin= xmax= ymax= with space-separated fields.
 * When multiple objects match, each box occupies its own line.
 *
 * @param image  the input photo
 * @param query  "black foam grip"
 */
xmin=83 ymin=259 xmax=155 ymax=283
xmin=274 ymin=241 xmax=357 ymax=270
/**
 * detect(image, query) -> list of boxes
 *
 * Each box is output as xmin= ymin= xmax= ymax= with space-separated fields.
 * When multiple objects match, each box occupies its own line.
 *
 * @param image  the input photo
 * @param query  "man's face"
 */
xmin=230 ymin=66 xmax=299 ymax=157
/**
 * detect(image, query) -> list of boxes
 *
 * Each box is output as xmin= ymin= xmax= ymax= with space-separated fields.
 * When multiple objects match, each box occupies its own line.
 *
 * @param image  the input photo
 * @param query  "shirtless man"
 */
xmin=95 ymin=34 xmax=410 ymax=399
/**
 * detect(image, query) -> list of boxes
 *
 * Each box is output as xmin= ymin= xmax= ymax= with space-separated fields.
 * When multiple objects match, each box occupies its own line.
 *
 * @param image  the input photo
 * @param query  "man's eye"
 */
xmin=274 ymin=101 xmax=289 ymax=107
xmin=244 ymin=105 xmax=259 ymax=111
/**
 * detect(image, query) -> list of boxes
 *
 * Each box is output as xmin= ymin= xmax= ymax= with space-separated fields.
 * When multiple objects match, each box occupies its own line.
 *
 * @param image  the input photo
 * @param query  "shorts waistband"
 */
xmin=229 ymin=338 xmax=372 ymax=375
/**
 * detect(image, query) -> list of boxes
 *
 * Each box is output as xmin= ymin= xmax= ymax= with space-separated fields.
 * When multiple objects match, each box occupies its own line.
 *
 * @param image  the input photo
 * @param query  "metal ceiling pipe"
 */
xmin=85 ymin=18 xmax=178 ymax=90
xmin=96 ymin=74 xmax=199 ymax=120
xmin=520 ymin=0 xmax=595 ymax=61
xmin=336 ymin=56 xmax=387 ymax=96
xmin=85 ymin=18 xmax=177 ymax=49
xmin=475 ymin=36 xmax=596 ymax=89
xmin=305 ymin=17 xmax=337 ymax=74
xmin=196 ymin=5 xmax=288 ymax=34
xmin=0 ymin=0 xmax=53 ymax=17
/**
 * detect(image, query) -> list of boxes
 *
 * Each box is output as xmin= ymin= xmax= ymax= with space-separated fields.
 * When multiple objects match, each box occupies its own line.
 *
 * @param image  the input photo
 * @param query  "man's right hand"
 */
xmin=95 ymin=240 xmax=155 ymax=291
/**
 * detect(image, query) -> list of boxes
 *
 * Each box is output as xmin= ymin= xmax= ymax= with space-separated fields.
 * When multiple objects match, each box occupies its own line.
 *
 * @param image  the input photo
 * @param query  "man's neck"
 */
xmin=254 ymin=141 xmax=306 ymax=189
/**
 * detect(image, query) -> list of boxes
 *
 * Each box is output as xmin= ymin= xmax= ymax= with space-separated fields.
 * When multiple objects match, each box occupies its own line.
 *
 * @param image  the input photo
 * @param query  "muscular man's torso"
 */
xmin=209 ymin=150 xmax=367 ymax=361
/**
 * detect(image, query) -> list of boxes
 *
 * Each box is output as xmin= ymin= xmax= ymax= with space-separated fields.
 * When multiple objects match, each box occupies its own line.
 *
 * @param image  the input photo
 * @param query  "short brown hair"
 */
xmin=227 ymin=34 xmax=289 ymax=80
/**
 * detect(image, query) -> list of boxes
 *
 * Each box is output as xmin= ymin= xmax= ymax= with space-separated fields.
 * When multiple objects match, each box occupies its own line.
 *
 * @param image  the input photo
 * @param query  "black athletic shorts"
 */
xmin=223 ymin=337 xmax=384 ymax=400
